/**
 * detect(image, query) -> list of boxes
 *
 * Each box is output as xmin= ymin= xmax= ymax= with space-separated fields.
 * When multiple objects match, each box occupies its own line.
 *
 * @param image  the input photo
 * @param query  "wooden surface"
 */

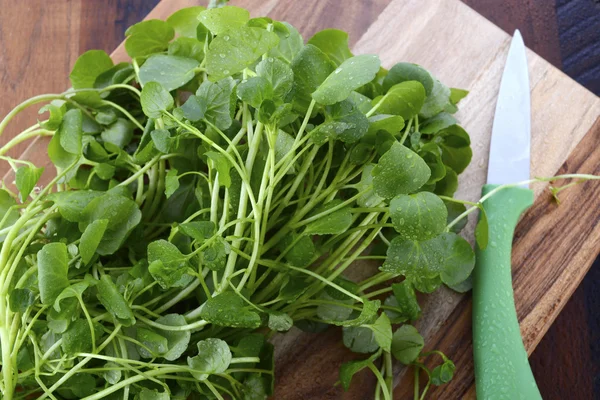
xmin=1 ymin=0 xmax=599 ymax=398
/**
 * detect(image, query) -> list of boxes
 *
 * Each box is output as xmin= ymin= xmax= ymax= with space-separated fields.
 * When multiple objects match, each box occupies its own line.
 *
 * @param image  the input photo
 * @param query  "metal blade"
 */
xmin=487 ymin=30 xmax=531 ymax=186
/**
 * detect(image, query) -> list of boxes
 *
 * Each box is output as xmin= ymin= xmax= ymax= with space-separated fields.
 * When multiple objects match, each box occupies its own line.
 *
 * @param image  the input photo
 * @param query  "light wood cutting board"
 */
xmin=7 ymin=0 xmax=600 ymax=398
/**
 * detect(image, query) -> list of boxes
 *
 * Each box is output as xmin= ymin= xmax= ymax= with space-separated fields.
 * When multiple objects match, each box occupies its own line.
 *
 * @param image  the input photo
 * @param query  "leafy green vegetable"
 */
xmin=312 ymin=55 xmax=381 ymax=105
xmin=307 ymin=29 xmax=353 ymax=66
xmin=15 ymin=165 xmax=43 ymax=201
xmin=372 ymin=142 xmax=430 ymax=199
xmin=0 ymin=7 xmax=481 ymax=399
xmin=125 ymin=19 xmax=174 ymax=58
xmin=166 ymin=6 xmax=206 ymax=38
xmin=392 ymin=324 xmax=424 ymax=364
xmin=37 ymin=243 xmax=70 ymax=305
xmin=187 ymin=338 xmax=232 ymax=380
xmin=206 ymin=26 xmax=279 ymax=80
xmin=139 ymin=54 xmax=200 ymax=91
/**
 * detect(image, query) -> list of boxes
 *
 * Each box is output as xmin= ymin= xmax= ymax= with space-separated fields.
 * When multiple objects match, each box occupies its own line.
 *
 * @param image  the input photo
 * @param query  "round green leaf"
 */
xmin=187 ymin=338 xmax=232 ymax=381
xmin=312 ymin=54 xmax=381 ymax=105
xmin=390 ymin=192 xmax=447 ymax=240
xmin=391 ymin=324 xmax=424 ymax=364
xmin=372 ymin=142 xmax=431 ymax=199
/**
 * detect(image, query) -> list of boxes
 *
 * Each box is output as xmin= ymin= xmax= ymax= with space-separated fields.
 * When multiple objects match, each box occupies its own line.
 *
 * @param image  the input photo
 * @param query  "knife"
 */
xmin=472 ymin=30 xmax=542 ymax=399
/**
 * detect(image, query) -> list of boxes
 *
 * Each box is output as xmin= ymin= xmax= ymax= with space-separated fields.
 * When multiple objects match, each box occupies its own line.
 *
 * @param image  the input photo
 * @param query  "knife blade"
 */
xmin=487 ymin=29 xmax=531 ymax=186
xmin=472 ymin=30 xmax=542 ymax=400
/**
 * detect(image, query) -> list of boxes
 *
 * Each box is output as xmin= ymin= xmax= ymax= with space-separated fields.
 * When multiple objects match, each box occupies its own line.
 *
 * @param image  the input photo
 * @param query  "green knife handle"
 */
xmin=473 ymin=184 xmax=541 ymax=400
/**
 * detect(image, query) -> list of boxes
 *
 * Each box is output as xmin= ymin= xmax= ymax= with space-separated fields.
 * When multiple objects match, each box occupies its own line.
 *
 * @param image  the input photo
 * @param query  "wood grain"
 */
xmin=0 ymin=0 xmax=81 ymax=175
xmin=1 ymin=0 xmax=599 ymax=398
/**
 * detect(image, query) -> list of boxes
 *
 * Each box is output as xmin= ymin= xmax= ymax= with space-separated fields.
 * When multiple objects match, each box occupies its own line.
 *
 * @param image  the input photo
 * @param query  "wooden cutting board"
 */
xmin=7 ymin=0 xmax=600 ymax=398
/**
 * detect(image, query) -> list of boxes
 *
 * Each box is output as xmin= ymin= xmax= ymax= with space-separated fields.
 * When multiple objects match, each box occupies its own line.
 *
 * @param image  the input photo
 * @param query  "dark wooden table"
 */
xmin=0 ymin=0 xmax=598 ymax=398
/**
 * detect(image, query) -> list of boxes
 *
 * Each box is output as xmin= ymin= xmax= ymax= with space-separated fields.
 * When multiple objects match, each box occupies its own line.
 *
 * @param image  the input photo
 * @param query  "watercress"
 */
xmin=1 ymin=3 xmax=595 ymax=400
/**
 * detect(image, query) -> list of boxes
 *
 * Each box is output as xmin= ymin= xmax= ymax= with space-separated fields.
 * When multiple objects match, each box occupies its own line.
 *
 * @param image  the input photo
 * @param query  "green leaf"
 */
xmin=256 ymin=57 xmax=294 ymax=99
xmin=206 ymin=26 xmax=279 ymax=80
xmin=367 ymin=114 xmax=405 ymax=135
xmin=125 ymin=19 xmax=174 ymax=58
xmin=304 ymin=200 xmax=352 ymax=235
xmin=166 ymin=6 xmax=206 ymax=38
xmin=342 ymin=326 xmax=378 ymax=353
xmin=431 ymin=359 xmax=456 ymax=386
xmin=449 ymin=88 xmax=469 ymax=105
xmin=237 ymin=76 xmax=273 ymax=108
xmin=178 ymin=221 xmax=215 ymax=242
xmin=137 ymin=327 xmax=168 ymax=358
xmin=155 ymin=314 xmax=191 ymax=361
xmin=367 ymin=313 xmax=392 ymax=352
xmin=196 ymin=77 xmax=236 ymax=130
xmin=39 ymin=102 xmax=65 ymax=130
xmin=0 ymin=189 xmax=19 ymax=241
xmin=48 ymin=190 xmax=103 ymax=222
xmin=139 ymin=54 xmax=200 ymax=91
xmin=79 ymin=218 xmax=109 ymax=264
xmin=69 ymin=50 xmax=114 ymax=105
xmin=391 ymin=324 xmax=424 ymax=364
xmin=53 ymin=277 xmax=96 ymax=312
xmin=61 ymin=319 xmax=93 ymax=356
xmin=475 ymin=206 xmax=489 ymax=250
xmin=311 ymin=99 xmax=369 ymax=144
xmin=93 ymin=163 xmax=115 ymax=180
xmin=373 ymin=81 xmax=426 ymax=120
xmin=101 ymin=118 xmax=134 ymax=149
xmin=79 ymin=193 xmax=142 ymax=255
xmin=268 ymin=311 xmax=293 ymax=332
xmin=390 ymin=192 xmax=447 ymax=241
xmin=381 ymin=232 xmax=475 ymax=291
xmin=59 ymin=108 xmax=83 ymax=155
xmin=103 ymin=362 xmax=121 ymax=384
xmin=324 ymin=299 xmax=380 ymax=327
xmin=148 ymin=239 xmax=191 ymax=289
xmin=312 ymin=55 xmax=381 ymax=105
xmin=200 ymin=237 xmax=229 ymax=271
xmin=291 ymin=44 xmax=336 ymax=112
xmin=339 ymin=351 xmax=380 ymax=391
xmin=278 ymin=233 xmax=316 ymax=268
xmin=441 ymin=144 xmax=472 ymax=174
xmin=278 ymin=275 xmax=309 ymax=303
xmin=356 ymin=164 xmax=384 ymax=208
xmin=198 ymin=6 xmax=249 ymax=35
xmin=391 ymin=281 xmax=421 ymax=322
xmin=150 ymin=129 xmax=173 ymax=153
xmin=56 ymin=373 xmax=97 ymax=399
xmin=141 ymin=81 xmax=174 ymax=119
xmin=139 ymin=388 xmax=169 ymax=400
xmin=383 ymin=62 xmax=434 ymax=95
xmin=307 ymin=29 xmax=353 ymax=66
xmin=420 ymin=79 xmax=451 ymax=119
xmin=178 ymin=95 xmax=207 ymax=122
xmin=187 ymin=338 xmax=232 ymax=380
xmin=95 ymin=106 xmax=118 ymax=125
xmin=269 ymin=22 xmax=303 ymax=64
xmin=420 ymin=112 xmax=457 ymax=134
xmin=165 ymin=168 xmax=180 ymax=198
xmin=9 ymin=288 xmax=35 ymax=313
xmin=242 ymin=374 xmax=269 ymax=400
xmin=97 ymin=275 xmax=135 ymax=326
xmin=168 ymin=37 xmax=205 ymax=62
xmin=444 ymin=199 xmax=467 ymax=234
xmin=15 ymin=165 xmax=43 ymax=201
xmin=435 ymin=168 xmax=459 ymax=197
xmin=37 ymin=243 xmax=69 ymax=305
xmin=372 ymin=142 xmax=431 ymax=199
xmin=200 ymin=292 xmax=261 ymax=328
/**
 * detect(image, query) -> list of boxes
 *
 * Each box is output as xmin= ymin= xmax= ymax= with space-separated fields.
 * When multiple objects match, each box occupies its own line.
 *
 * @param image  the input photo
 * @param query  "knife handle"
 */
xmin=472 ymin=184 xmax=542 ymax=400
